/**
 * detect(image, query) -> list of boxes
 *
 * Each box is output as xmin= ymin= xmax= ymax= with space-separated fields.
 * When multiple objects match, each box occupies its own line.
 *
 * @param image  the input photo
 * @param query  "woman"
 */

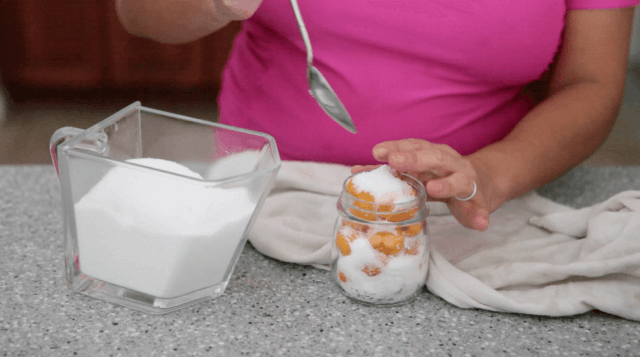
xmin=116 ymin=0 xmax=637 ymax=231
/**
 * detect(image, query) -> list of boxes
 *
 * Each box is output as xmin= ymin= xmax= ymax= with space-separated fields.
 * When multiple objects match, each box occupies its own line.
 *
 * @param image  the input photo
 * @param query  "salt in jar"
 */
xmin=331 ymin=165 xmax=429 ymax=306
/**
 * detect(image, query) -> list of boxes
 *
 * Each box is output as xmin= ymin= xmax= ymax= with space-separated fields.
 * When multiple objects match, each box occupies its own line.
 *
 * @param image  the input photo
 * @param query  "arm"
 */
xmin=468 ymin=7 xmax=634 ymax=212
xmin=357 ymin=7 xmax=635 ymax=231
xmin=115 ymin=0 xmax=262 ymax=44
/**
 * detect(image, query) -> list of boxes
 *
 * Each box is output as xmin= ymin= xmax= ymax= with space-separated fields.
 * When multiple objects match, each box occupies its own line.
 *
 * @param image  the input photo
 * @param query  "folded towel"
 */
xmin=249 ymin=161 xmax=640 ymax=320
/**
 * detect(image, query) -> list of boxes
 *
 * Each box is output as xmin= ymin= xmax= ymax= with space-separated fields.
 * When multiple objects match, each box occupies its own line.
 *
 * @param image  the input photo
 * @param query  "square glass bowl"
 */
xmin=50 ymin=102 xmax=280 ymax=314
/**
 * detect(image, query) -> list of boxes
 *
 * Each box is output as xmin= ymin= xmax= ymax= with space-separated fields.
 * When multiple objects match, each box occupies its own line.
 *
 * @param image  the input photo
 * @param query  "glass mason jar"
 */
xmin=331 ymin=172 xmax=430 ymax=306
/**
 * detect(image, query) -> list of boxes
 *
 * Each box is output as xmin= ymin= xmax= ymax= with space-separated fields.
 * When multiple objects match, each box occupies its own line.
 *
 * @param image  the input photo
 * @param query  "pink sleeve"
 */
xmin=567 ymin=0 xmax=639 ymax=9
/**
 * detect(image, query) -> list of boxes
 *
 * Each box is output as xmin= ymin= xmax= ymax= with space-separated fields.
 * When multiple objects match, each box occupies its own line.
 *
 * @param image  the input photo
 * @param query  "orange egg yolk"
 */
xmin=396 ymin=222 xmax=423 ymax=236
xmin=335 ymin=233 xmax=351 ymax=256
xmin=362 ymin=265 xmax=381 ymax=277
xmin=369 ymin=231 xmax=405 ymax=255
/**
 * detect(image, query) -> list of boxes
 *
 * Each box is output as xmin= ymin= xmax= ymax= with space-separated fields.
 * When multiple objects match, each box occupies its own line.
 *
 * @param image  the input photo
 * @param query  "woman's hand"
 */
xmin=212 ymin=0 xmax=263 ymax=21
xmin=352 ymin=138 xmax=499 ymax=231
xmin=116 ymin=0 xmax=262 ymax=44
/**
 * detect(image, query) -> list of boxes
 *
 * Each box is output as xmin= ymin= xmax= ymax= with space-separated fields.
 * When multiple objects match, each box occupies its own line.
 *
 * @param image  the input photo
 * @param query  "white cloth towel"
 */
xmin=249 ymin=161 xmax=640 ymax=320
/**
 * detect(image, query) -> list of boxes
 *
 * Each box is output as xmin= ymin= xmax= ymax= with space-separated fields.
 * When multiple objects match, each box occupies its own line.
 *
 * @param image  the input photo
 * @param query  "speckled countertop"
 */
xmin=1 ymin=165 xmax=640 ymax=357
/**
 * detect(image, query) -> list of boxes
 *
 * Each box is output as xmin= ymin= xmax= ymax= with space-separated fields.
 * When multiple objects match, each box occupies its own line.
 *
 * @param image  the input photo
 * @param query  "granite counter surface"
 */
xmin=1 ymin=165 xmax=639 ymax=357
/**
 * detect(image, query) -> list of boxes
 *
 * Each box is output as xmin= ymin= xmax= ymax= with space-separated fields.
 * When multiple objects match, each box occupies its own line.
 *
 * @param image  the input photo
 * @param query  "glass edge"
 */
xmin=138 ymin=105 xmax=282 ymax=171
xmin=341 ymin=172 xmax=428 ymax=208
xmin=66 ymin=149 xmax=282 ymax=186
xmin=140 ymin=105 xmax=281 ymax=157
xmin=59 ymin=103 xmax=282 ymax=185
xmin=58 ymin=102 xmax=141 ymax=153
xmin=337 ymin=171 xmax=429 ymax=226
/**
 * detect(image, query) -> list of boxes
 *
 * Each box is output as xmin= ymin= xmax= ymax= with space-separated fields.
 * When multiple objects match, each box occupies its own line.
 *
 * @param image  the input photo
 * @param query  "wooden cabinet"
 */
xmin=6 ymin=0 xmax=105 ymax=88
xmin=0 ymin=0 xmax=241 ymax=98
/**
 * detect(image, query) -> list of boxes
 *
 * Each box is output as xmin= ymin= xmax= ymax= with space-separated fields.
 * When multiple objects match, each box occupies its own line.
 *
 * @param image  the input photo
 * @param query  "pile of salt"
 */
xmin=349 ymin=165 xmax=416 ymax=204
xmin=74 ymin=157 xmax=258 ymax=298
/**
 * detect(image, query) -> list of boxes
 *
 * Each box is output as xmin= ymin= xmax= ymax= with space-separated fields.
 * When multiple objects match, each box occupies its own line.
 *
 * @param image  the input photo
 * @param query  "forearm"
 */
xmin=115 ymin=0 xmax=259 ymax=44
xmin=467 ymin=81 xmax=624 ymax=211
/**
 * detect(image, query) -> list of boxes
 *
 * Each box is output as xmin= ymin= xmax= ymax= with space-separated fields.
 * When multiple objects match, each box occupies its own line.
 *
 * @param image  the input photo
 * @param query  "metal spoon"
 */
xmin=289 ymin=0 xmax=358 ymax=134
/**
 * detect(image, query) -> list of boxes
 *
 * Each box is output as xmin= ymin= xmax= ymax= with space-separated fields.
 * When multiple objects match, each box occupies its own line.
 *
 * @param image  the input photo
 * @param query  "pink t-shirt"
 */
xmin=219 ymin=0 xmax=637 ymax=166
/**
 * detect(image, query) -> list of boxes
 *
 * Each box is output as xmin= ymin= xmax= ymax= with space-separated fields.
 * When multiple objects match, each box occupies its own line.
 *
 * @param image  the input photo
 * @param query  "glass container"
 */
xmin=331 ymin=172 xmax=429 ymax=306
xmin=50 ymin=102 xmax=280 ymax=314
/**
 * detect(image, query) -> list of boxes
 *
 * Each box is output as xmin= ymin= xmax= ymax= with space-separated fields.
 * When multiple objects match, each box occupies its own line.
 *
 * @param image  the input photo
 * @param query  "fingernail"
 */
xmin=475 ymin=215 xmax=489 ymax=230
xmin=373 ymin=147 xmax=389 ymax=158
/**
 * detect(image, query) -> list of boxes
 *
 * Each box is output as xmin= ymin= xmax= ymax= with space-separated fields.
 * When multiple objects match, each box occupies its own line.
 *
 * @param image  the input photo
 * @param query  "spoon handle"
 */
xmin=289 ymin=0 xmax=313 ymax=66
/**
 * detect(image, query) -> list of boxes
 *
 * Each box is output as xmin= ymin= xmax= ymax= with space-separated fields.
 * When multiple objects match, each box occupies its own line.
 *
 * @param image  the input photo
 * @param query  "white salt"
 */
xmin=203 ymin=150 xmax=262 ymax=180
xmin=74 ymin=157 xmax=258 ymax=298
xmin=336 ymin=230 xmax=428 ymax=303
xmin=336 ymin=165 xmax=428 ymax=303
xmin=385 ymin=252 xmax=428 ymax=287
xmin=350 ymin=165 xmax=415 ymax=204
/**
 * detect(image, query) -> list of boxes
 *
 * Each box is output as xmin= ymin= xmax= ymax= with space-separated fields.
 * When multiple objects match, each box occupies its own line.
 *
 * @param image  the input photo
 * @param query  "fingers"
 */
xmin=371 ymin=139 xmax=491 ymax=231
xmin=474 ymin=212 xmax=490 ymax=231
xmin=450 ymin=201 xmax=490 ymax=231
xmin=426 ymin=174 xmax=487 ymax=230
xmin=426 ymin=172 xmax=476 ymax=200
xmin=351 ymin=165 xmax=381 ymax=175
xmin=373 ymin=139 xmax=466 ymax=175
xmin=373 ymin=139 xmax=423 ymax=163
xmin=219 ymin=0 xmax=262 ymax=19
xmin=372 ymin=146 xmax=391 ymax=162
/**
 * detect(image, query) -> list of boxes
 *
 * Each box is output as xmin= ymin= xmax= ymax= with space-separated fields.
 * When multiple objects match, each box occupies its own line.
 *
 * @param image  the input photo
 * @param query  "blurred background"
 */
xmin=0 ymin=1 xmax=639 ymax=165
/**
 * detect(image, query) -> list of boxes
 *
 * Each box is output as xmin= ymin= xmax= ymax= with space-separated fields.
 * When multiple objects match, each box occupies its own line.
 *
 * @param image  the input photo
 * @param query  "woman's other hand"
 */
xmin=352 ymin=138 xmax=499 ymax=231
xmin=116 ymin=0 xmax=262 ymax=44
xmin=352 ymin=9 xmax=634 ymax=232
xmin=213 ymin=0 xmax=263 ymax=21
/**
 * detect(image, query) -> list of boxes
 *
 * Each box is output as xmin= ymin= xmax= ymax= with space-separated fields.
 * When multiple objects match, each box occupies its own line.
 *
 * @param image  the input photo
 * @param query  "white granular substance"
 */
xmin=336 ymin=231 xmax=428 ymax=304
xmin=74 ymin=157 xmax=257 ymax=298
xmin=349 ymin=165 xmax=415 ymax=203
xmin=336 ymin=165 xmax=428 ymax=304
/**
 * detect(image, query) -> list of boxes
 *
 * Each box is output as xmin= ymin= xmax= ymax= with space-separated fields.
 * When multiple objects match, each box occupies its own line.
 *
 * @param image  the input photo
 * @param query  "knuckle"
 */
xmin=431 ymin=150 xmax=446 ymax=164
xmin=460 ymin=160 xmax=477 ymax=177
xmin=416 ymin=151 xmax=431 ymax=166
xmin=399 ymin=139 xmax=422 ymax=151
xmin=436 ymin=143 xmax=460 ymax=157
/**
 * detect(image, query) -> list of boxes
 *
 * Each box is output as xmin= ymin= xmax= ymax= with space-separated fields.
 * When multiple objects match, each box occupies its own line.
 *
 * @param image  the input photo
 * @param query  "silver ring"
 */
xmin=455 ymin=181 xmax=477 ymax=201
